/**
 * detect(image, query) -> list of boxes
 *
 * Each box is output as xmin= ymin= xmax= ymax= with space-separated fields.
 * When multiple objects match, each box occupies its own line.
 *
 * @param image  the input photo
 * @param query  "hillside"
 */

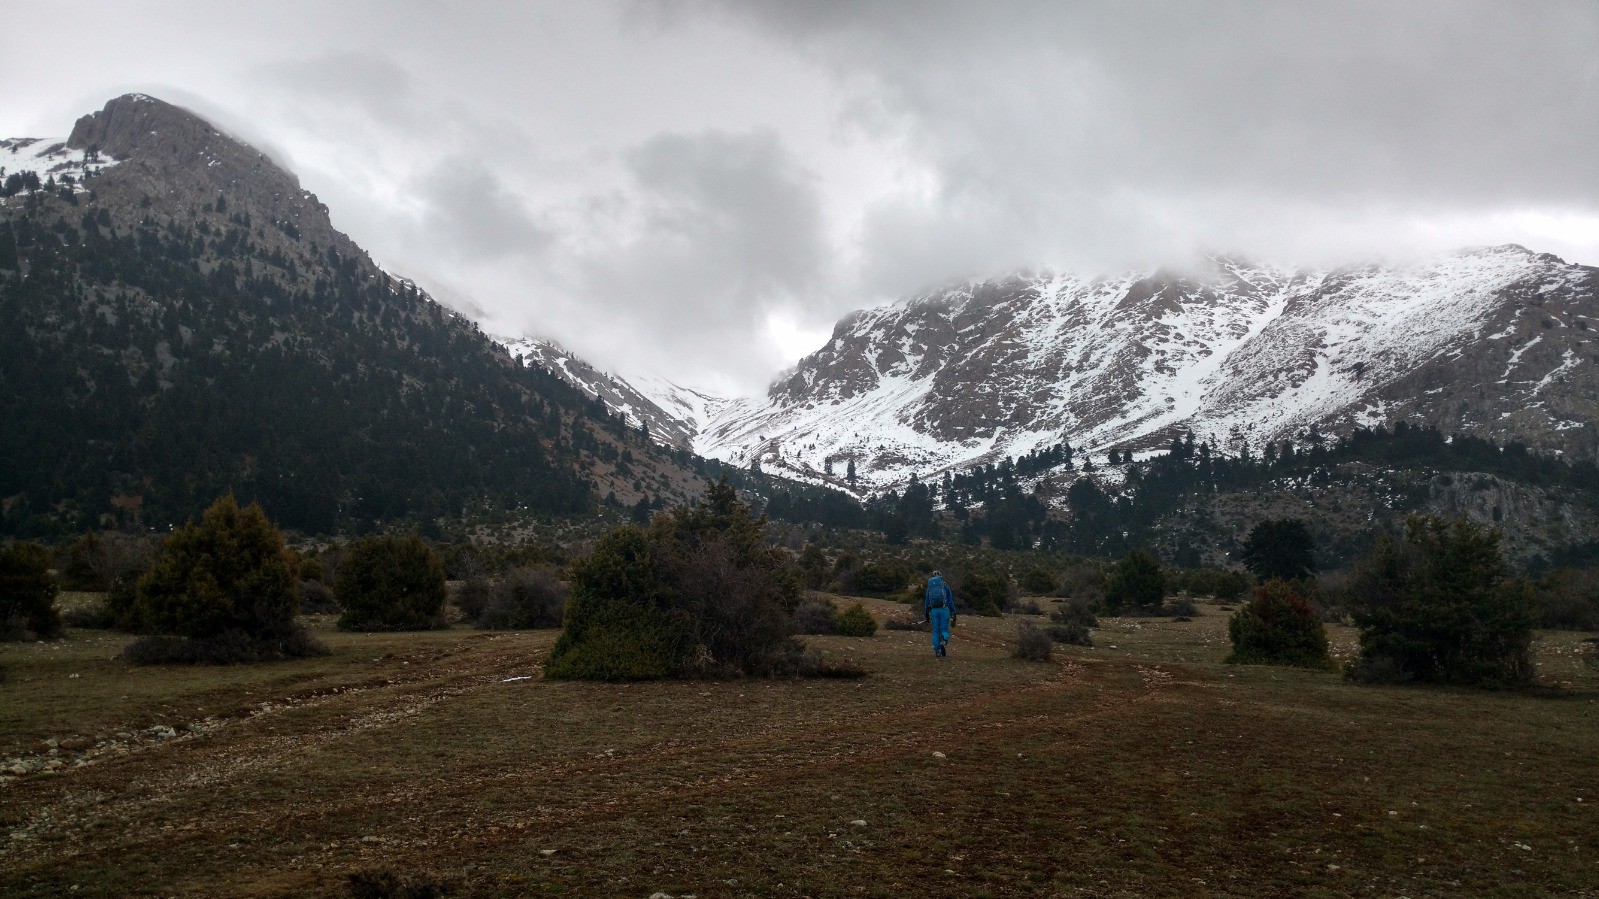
xmin=0 ymin=95 xmax=702 ymax=537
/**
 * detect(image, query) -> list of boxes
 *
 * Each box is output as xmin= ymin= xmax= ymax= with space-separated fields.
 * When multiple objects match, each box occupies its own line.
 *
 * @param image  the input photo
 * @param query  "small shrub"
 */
xmin=834 ymin=602 xmax=878 ymax=637
xmin=1008 ymin=598 xmax=1043 ymax=615
xmin=853 ymin=561 xmax=908 ymax=596
xmin=1583 ymin=639 xmax=1599 ymax=674
xmin=1175 ymin=567 xmax=1249 ymax=601
xmin=1163 ymin=596 xmax=1199 ymax=618
xmin=1053 ymin=562 xmax=1105 ymax=602
xmin=62 ymin=603 xmax=111 ymax=629
xmin=1018 ymin=566 xmax=1056 ymax=595
xmin=1226 ymin=579 xmax=1331 ymax=668
xmin=0 ymin=541 xmax=62 ymax=640
xmin=1013 ymin=621 xmax=1053 ymax=661
xmin=476 ymin=567 xmax=567 ymax=630
xmin=1046 ymin=623 xmax=1093 ymax=647
xmin=1051 ymin=597 xmax=1099 ymax=629
xmin=792 ymin=596 xmax=839 ymax=635
xmin=335 ymin=535 xmax=448 ymax=631
xmin=297 ymin=580 xmax=338 ymax=615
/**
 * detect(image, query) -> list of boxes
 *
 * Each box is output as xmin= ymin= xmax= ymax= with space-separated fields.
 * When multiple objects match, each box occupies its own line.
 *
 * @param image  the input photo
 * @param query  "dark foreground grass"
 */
xmin=1 ymin=598 xmax=1596 ymax=897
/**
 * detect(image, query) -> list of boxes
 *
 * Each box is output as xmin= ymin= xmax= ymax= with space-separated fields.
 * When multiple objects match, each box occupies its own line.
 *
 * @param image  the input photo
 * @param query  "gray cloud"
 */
xmin=706 ymin=0 xmax=1599 ymax=284
xmin=554 ymin=128 xmax=827 ymax=382
xmin=4 ymin=1 xmax=1595 ymax=394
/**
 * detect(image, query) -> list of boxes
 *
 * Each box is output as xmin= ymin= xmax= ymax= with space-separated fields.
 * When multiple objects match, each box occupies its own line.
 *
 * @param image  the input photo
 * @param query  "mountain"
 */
xmin=494 ymin=336 xmax=732 ymax=450
xmin=685 ymin=249 xmax=1598 ymax=493
xmin=0 ymin=94 xmax=701 ymax=537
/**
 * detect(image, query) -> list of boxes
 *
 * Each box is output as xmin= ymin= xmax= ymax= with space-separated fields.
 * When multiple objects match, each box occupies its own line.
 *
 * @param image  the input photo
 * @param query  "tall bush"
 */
xmin=1347 ymin=516 xmax=1535 ymax=688
xmin=335 ymin=535 xmax=448 ymax=631
xmin=1240 ymin=519 xmax=1316 ymax=583
xmin=1226 ymin=579 xmax=1331 ymax=668
xmin=1104 ymin=549 xmax=1166 ymax=614
xmin=546 ymin=479 xmax=803 ymax=680
xmin=129 ymin=495 xmax=319 ymax=662
xmin=0 ymin=541 xmax=62 ymax=640
xmin=959 ymin=568 xmax=1009 ymax=616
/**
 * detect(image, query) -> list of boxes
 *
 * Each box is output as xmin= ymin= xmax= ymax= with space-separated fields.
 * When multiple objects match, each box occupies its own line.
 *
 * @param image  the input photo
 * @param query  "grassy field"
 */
xmin=2 ymin=596 xmax=1596 ymax=898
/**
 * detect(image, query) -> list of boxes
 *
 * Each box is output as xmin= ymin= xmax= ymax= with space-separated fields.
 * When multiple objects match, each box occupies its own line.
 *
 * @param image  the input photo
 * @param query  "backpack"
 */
xmin=926 ymin=579 xmax=948 ymax=609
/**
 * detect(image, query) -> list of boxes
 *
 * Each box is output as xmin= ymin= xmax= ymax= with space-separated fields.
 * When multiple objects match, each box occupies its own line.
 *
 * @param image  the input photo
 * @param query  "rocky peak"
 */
xmin=69 ymin=94 xmax=227 ymax=163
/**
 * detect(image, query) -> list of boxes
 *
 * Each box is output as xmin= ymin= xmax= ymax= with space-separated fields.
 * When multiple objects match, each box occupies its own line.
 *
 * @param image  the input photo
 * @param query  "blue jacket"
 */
xmin=925 ymin=576 xmax=955 ymax=618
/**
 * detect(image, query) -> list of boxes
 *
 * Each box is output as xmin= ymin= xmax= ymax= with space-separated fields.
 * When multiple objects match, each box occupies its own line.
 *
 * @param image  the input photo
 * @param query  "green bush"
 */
xmin=1 ymin=541 xmax=61 ymax=640
xmin=1104 ymin=549 xmax=1166 ymax=614
xmin=834 ymin=603 xmax=878 ymax=637
xmin=128 ymin=495 xmax=320 ymax=663
xmin=1018 ymin=566 xmax=1056 ymax=595
xmin=335 ymin=534 xmax=448 ymax=631
xmin=137 ymin=496 xmax=299 ymax=639
xmin=1346 ymin=516 xmax=1535 ymax=688
xmin=853 ymin=561 xmax=908 ymax=596
xmin=798 ymin=544 xmax=829 ymax=590
xmin=1226 ymin=579 xmax=1331 ymax=668
xmin=959 ymin=568 xmax=1009 ymax=616
xmin=1174 ymin=567 xmax=1249 ymax=601
xmin=546 ymin=479 xmax=803 ymax=681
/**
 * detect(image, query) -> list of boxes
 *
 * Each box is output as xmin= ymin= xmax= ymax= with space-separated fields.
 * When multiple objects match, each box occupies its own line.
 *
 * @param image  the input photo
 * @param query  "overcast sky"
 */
xmin=5 ymin=1 xmax=1597 ymax=394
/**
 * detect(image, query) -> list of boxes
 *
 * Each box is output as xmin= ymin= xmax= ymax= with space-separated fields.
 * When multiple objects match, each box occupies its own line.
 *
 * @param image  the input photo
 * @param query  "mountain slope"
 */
xmin=689 ymin=249 xmax=1597 ymax=492
xmin=0 ymin=95 xmax=699 ymax=536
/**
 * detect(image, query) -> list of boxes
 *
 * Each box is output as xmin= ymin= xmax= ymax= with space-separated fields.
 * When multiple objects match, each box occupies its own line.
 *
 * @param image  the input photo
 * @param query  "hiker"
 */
xmin=925 ymin=570 xmax=957 ymax=657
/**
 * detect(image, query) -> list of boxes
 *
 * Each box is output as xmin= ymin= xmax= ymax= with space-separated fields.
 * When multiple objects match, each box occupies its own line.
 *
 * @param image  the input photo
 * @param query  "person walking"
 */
xmin=925 ymin=570 xmax=957 ymax=657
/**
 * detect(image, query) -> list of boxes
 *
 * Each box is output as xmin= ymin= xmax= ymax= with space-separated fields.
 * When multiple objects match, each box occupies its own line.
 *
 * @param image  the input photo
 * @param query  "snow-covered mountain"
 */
xmin=682 ymin=246 xmax=1596 ymax=493
xmin=496 ymin=336 xmax=732 ymax=448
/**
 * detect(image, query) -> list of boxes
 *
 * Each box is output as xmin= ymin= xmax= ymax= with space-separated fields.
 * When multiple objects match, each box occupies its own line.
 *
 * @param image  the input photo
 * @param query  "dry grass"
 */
xmin=1 ymin=597 xmax=1596 ymax=897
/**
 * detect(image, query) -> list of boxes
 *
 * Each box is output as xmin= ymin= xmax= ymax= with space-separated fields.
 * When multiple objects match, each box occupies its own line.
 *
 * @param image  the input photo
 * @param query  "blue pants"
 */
xmin=929 ymin=607 xmax=951 ymax=653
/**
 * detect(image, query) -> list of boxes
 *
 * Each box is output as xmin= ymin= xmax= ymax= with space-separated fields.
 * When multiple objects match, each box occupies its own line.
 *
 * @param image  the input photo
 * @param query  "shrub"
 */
xmin=853 ymin=561 xmax=908 ymax=596
xmin=834 ymin=602 xmax=878 ymax=637
xmin=1240 ymin=519 xmax=1316 ymax=583
xmin=798 ymin=544 xmax=829 ymax=589
xmin=1346 ymin=516 xmax=1535 ymax=688
xmin=959 ymin=568 xmax=1009 ymax=616
xmin=792 ymin=596 xmax=838 ymax=634
xmin=1226 ymin=580 xmax=1331 ymax=668
xmin=0 ymin=541 xmax=62 ymax=640
xmin=1013 ymin=621 xmax=1053 ymax=661
xmin=1175 ymin=567 xmax=1248 ymax=601
xmin=476 ymin=567 xmax=567 ymax=630
xmin=335 ymin=535 xmax=448 ymax=631
xmin=133 ymin=495 xmax=303 ymax=657
xmin=1047 ymin=598 xmax=1096 ymax=646
xmin=1018 ymin=566 xmax=1056 ymax=595
xmin=454 ymin=573 xmax=493 ymax=622
xmin=1008 ymin=598 xmax=1043 ymax=615
xmin=57 ymin=531 xmax=156 ymax=591
xmin=297 ymin=580 xmax=338 ymax=615
xmin=1053 ymin=562 xmax=1105 ymax=602
xmin=1533 ymin=568 xmax=1599 ymax=631
xmin=1163 ymin=596 xmax=1200 ymax=618
xmin=1046 ymin=623 xmax=1093 ymax=647
xmin=1052 ymin=597 xmax=1098 ymax=629
xmin=1104 ymin=549 xmax=1165 ymax=614
xmin=546 ymin=479 xmax=803 ymax=680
